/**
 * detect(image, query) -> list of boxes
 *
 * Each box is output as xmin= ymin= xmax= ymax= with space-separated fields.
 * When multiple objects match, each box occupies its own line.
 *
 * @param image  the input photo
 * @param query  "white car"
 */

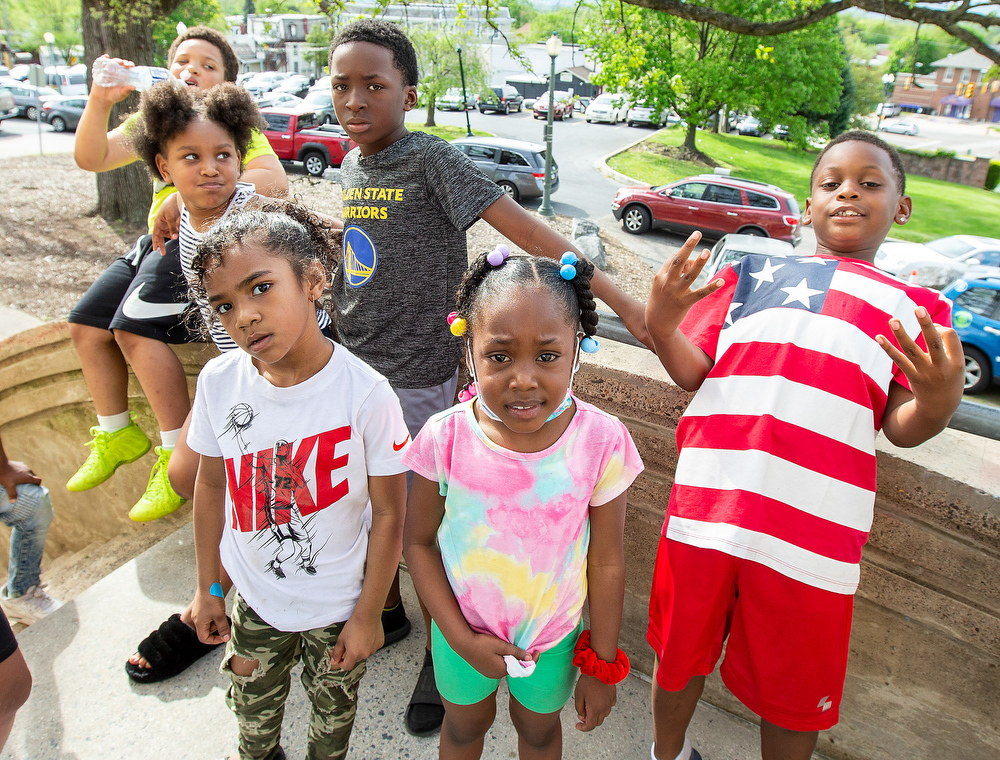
xmin=875 ymin=235 xmax=1000 ymax=288
xmin=585 ymin=92 xmax=629 ymax=124
xmin=879 ymin=121 xmax=918 ymax=136
xmin=692 ymin=234 xmax=796 ymax=289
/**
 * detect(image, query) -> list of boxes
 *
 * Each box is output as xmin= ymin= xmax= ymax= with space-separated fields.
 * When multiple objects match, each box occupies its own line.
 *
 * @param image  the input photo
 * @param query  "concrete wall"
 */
xmin=897 ymin=152 xmax=991 ymax=189
xmin=0 ymin=323 xmax=215 ymax=562
xmin=2 ymin=323 xmax=998 ymax=759
xmin=572 ymin=358 xmax=1000 ymax=760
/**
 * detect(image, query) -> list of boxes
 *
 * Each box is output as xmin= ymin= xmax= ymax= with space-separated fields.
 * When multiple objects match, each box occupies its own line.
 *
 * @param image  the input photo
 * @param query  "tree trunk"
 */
xmin=683 ymin=121 xmax=698 ymax=152
xmin=81 ymin=0 xmax=184 ymax=227
xmin=424 ymin=97 xmax=437 ymax=127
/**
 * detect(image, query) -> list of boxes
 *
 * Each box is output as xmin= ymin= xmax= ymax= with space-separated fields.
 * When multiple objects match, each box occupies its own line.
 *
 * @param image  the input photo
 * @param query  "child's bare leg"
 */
xmin=760 ymin=721 xmax=818 ymax=760
xmin=508 ymin=696 xmax=562 ymax=760
xmin=113 ymin=331 xmax=190 ymax=431
xmin=166 ymin=410 xmax=198 ymax=500
xmin=0 ymin=646 xmax=31 ymax=751
xmin=651 ymin=661 xmax=704 ymax=760
xmin=69 ymin=323 xmax=129 ymax=416
xmin=440 ymin=695 xmax=497 ymax=760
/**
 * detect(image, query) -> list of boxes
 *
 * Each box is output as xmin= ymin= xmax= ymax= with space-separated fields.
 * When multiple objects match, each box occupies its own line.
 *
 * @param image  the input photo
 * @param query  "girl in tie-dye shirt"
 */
xmin=403 ymin=251 xmax=643 ymax=758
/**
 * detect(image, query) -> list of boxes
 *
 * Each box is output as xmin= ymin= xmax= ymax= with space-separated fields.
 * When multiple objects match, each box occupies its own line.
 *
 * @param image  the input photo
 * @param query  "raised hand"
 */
xmin=645 ymin=231 xmax=725 ymax=339
xmin=877 ymin=307 xmax=964 ymax=411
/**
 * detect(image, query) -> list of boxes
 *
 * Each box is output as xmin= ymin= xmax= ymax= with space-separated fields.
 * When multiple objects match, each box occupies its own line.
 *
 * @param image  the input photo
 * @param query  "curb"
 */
xmin=595 ymin=129 xmax=661 ymax=188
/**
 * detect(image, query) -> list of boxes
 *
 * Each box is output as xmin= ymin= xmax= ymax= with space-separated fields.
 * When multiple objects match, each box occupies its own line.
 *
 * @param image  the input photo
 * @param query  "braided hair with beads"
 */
xmin=453 ymin=249 xmax=599 ymax=396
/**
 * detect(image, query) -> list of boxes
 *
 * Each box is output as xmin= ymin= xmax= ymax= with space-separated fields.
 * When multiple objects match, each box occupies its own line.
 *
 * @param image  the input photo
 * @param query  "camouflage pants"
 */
xmin=223 ymin=593 xmax=367 ymax=760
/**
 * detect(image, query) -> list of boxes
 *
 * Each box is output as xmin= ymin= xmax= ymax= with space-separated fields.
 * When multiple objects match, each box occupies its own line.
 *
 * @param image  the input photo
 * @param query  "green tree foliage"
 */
xmin=885 ymin=25 xmax=965 ymax=78
xmin=305 ymin=23 xmax=331 ymax=72
xmin=519 ymin=6 xmax=594 ymax=45
xmin=152 ymin=0 xmax=227 ymax=67
xmin=7 ymin=0 xmax=82 ymax=61
xmin=409 ymin=25 xmax=486 ymax=127
xmin=504 ymin=0 xmax=537 ymax=28
xmin=582 ymin=0 xmax=844 ymax=154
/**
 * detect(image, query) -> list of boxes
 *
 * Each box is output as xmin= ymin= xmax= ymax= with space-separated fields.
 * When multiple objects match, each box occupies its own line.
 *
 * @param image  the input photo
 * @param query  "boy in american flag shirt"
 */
xmin=644 ymin=131 xmax=965 ymax=760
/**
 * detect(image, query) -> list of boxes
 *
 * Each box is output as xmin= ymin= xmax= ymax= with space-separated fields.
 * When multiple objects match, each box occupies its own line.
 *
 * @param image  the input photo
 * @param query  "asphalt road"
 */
xmin=0 ymin=114 xmax=76 ymax=158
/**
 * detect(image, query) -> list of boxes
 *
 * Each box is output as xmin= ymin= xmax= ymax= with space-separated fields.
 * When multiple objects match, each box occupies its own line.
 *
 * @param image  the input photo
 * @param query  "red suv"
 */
xmin=611 ymin=174 xmax=802 ymax=245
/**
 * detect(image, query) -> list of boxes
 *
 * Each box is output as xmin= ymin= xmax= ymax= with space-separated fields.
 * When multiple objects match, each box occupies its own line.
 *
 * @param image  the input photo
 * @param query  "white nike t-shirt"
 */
xmin=187 ymin=342 xmax=411 ymax=631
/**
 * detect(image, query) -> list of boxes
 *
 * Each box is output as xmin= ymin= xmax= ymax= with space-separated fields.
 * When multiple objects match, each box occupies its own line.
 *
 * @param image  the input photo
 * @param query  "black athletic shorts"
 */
xmin=68 ymin=234 xmax=197 ymax=344
xmin=0 ymin=607 xmax=17 ymax=664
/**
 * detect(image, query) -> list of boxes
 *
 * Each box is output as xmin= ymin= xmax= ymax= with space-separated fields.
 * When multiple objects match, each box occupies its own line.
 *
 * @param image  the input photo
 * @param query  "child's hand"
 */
xmin=645 ymin=231 xmax=725 ymax=339
xmin=330 ymin=613 xmax=383 ymax=671
xmin=151 ymin=193 xmax=182 ymax=255
xmin=89 ymin=55 xmax=139 ymax=105
xmin=456 ymin=632 xmax=535 ymax=680
xmin=573 ymin=674 xmax=617 ymax=731
xmin=0 ymin=459 xmax=41 ymax=500
xmin=877 ymin=307 xmax=964 ymax=416
xmin=191 ymin=591 xmax=230 ymax=646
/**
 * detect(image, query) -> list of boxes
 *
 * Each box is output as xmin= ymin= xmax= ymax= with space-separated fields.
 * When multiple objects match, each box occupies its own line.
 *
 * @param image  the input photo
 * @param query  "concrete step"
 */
xmin=0 ymin=523 xmax=787 ymax=760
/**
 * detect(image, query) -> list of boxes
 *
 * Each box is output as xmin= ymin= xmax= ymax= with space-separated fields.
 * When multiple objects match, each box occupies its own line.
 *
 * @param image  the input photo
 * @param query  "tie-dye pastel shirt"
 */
xmin=403 ymin=397 xmax=643 ymax=654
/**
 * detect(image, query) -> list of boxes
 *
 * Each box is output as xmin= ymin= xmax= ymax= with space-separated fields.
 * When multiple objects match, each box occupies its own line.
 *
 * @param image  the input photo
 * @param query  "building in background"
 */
xmin=892 ymin=46 xmax=1000 ymax=122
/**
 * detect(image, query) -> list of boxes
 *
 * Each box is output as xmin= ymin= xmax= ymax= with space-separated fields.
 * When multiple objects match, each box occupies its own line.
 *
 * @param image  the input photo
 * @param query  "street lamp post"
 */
xmin=538 ymin=32 xmax=562 ymax=218
xmin=456 ymin=45 xmax=473 ymax=138
xmin=878 ymin=72 xmax=895 ymax=131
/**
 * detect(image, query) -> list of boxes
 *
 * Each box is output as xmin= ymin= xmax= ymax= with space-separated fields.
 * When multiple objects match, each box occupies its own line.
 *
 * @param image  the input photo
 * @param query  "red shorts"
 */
xmin=647 ymin=536 xmax=854 ymax=731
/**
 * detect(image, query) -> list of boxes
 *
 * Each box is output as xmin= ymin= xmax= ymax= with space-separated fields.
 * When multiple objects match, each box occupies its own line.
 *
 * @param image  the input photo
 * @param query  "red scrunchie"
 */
xmin=572 ymin=629 xmax=630 ymax=685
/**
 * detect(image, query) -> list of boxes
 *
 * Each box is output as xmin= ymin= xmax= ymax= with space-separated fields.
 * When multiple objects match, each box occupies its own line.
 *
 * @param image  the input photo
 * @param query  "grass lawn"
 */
xmin=405 ymin=121 xmax=491 ymax=141
xmin=608 ymin=127 xmax=1000 ymax=243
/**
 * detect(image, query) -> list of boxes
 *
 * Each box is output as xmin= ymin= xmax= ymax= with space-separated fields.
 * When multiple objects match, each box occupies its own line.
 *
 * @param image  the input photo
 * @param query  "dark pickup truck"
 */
xmin=261 ymin=107 xmax=356 ymax=177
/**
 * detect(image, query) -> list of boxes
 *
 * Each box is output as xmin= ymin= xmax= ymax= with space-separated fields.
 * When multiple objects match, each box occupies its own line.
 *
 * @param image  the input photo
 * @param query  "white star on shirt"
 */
xmin=796 ymin=256 xmax=829 ymax=265
xmin=749 ymin=258 xmax=784 ymax=291
xmin=780 ymin=278 xmax=824 ymax=307
xmin=725 ymin=301 xmax=743 ymax=326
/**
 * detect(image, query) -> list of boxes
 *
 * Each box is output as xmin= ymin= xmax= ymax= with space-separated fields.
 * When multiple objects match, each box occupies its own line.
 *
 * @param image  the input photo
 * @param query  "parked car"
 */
xmin=272 ymin=74 xmax=313 ymax=99
xmin=244 ymin=71 xmax=290 ymax=97
xmin=41 ymin=95 xmax=88 ymax=132
xmin=309 ymin=75 xmax=331 ymax=93
xmin=299 ymin=88 xmax=338 ymax=124
xmin=437 ymin=87 xmax=469 ymax=111
xmin=627 ymin=101 xmax=669 ymax=128
xmin=611 ymin=173 xmax=802 ymax=244
xmin=875 ymin=235 xmax=1000 ymax=288
xmin=942 ymin=274 xmax=1000 ymax=394
xmin=533 ymin=90 xmax=573 ymax=120
xmin=585 ymin=92 xmax=628 ymax=124
xmin=879 ymin=121 xmax=918 ymax=136
xmin=0 ymin=85 xmax=17 ymax=127
xmin=478 ymin=85 xmax=523 ymax=114
xmin=4 ymin=82 xmax=61 ymax=120
xmin=876 ymin=102 xmax=901 ymax=117
xmin=260 ymin=108 xmax=356 ymax=177
xmin=450 ymin=137 xmax=556 ymax=202
xmin=254 ymin=91 xmax=303 ymax=109
xmin=691 ymin=233 xmax=796 ymax=288
xmin=737 ymin=116 xmax=765 ymax=136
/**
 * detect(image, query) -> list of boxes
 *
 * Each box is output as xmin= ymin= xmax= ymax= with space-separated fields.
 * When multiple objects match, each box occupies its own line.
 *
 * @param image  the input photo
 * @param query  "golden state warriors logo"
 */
xmin=343 ymin=226 xmax=377 ymax=288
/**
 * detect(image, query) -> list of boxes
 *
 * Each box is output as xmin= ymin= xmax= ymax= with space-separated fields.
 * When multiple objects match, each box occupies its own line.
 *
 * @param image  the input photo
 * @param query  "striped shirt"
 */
xmin=666 ymin=253 xmax=951 ymax=595
xmin=178 ymin=183 xmax=331 ymax=352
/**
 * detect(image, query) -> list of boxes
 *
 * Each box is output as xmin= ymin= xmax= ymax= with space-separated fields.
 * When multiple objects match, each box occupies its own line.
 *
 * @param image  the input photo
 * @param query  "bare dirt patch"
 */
xmin=0 ymin=154 xmax=654 ymax=322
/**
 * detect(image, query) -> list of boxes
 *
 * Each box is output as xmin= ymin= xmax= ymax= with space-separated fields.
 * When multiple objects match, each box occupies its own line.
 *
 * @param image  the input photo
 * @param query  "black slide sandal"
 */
xmin=125 ymin=613 xmax=227 ymax=684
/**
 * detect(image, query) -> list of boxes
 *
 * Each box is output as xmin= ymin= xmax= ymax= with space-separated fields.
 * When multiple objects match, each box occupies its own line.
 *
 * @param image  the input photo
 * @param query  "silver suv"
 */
xmin=451 ymin=137 xmax=557 ymax=202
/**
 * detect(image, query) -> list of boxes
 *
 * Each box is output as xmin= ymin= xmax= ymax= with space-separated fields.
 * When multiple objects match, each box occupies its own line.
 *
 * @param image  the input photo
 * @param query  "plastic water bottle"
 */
xmin=92 ymin=58 xmax=170 ymax=91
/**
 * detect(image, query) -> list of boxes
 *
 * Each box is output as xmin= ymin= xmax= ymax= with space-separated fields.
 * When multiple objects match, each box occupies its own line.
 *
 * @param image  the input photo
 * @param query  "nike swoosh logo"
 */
xmin=392 ymin=436 xmax=410 ymax=451
xmin=121 ymin=284 xmax=189 ymax=320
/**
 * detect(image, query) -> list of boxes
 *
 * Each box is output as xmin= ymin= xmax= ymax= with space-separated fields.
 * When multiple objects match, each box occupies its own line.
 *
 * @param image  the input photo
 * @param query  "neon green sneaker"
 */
xmin=67 ymin=417 xmax=151 ymax=492
xmin=129 ymin=447 xmax=186 ymax=522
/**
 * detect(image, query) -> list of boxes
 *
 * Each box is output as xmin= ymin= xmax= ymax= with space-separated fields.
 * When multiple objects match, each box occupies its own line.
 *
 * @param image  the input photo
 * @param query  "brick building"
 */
xmin=893 ymin=46 xmax=1000 ymax=122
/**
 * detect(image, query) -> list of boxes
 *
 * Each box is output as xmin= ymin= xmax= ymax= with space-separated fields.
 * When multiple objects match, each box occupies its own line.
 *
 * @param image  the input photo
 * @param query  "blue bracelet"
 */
xmin=209 ymin=582 xmax=225 ymax=599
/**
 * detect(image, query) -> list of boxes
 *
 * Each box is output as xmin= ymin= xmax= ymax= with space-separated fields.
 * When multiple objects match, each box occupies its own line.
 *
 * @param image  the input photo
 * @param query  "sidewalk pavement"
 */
xmin=1 ymin=523 xmax=770 ymax=760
